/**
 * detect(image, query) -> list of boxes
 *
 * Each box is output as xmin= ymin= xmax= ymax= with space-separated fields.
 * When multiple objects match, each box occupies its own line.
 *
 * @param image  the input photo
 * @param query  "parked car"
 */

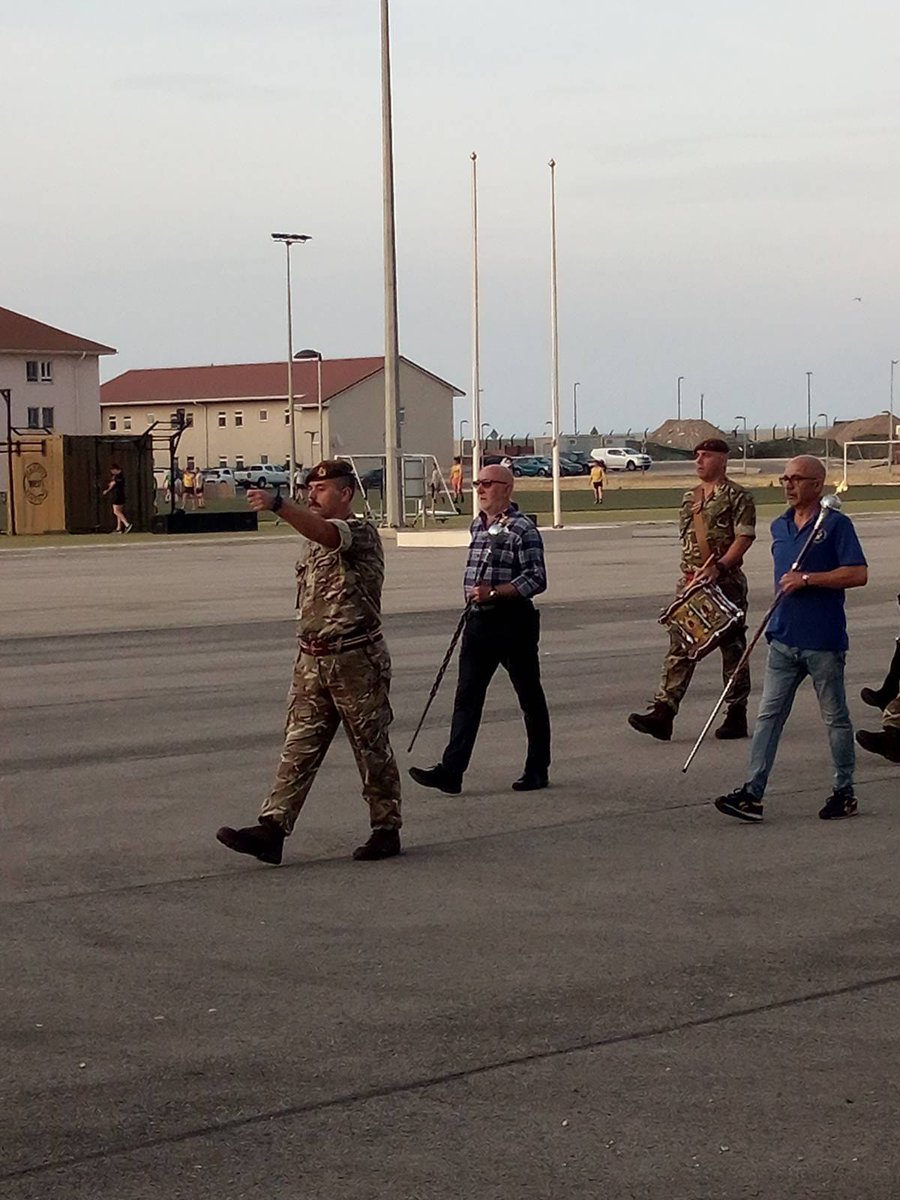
xmin=200 ymin=467 xmax=238 ymax=486
xmin=234 ymin=464 xmax=290 ymax=488
xmin=590 ymin=447 xmax=653 ymax=472
xmin=511 ymin=455 xmax=553 ymax=477
xmin=559 ymin=455 xmax=589 ymax=476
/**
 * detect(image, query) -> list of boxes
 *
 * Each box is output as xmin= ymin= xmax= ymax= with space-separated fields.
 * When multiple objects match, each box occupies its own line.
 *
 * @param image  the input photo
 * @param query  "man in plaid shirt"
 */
xmin=409 ymin=464 xmax=551 ymax=795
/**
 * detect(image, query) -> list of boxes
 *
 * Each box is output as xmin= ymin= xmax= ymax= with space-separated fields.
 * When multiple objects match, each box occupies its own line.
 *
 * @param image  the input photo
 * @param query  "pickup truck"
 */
xmin=233 ymin=464 xmax=290 ymax=488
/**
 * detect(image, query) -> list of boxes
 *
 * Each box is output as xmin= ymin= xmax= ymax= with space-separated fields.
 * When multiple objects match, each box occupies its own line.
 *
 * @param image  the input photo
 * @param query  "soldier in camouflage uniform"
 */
xmin=628 ymin=438 xmax=757 ymax=742
xmin=216 ymin=460 xmax=402 ymax=865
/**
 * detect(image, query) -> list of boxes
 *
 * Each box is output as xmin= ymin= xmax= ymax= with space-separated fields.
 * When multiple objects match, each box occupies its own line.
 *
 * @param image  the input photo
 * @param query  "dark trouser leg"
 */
xmin=720 ymin=622 xmax=750 ymax=708
xmin=502 ymin=607 xmax=551 ymax=775
xmin=881 ymin=639 xmax=900 ymax=699
xmin=441 ymin=617 xmax=502 ymax=779
xmin=653 ymin=630 xmax=696 ymax=715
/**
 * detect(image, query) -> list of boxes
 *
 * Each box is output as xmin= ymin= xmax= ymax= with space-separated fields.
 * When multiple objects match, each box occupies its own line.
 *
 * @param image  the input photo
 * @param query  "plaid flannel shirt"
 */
xmin=463 ymin=508 xmax=547 ymax=600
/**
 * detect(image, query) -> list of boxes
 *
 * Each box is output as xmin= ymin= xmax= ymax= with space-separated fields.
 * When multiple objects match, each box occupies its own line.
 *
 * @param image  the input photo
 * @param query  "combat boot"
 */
xmin=861 ymin=640 xmax=900 ymax=709
xmin=715 ymin=704 xmax=749 ymax=740
xmin=627 ymin=702 xmax=674 ymax=741
xmin=216 ymin=817 xmax=285 ymax=865
xmin=855 ymin=728 xmax=900 ymax=763
xmin=353 ymin=828 xmax=401 ymax=860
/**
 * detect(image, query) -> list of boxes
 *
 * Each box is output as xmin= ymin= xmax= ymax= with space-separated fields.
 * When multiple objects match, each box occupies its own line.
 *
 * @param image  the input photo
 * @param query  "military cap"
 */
xmin=307 ymin=459 xmax=355 ymax=481
xmin=693 ymin=437 xmax=731 ymax=455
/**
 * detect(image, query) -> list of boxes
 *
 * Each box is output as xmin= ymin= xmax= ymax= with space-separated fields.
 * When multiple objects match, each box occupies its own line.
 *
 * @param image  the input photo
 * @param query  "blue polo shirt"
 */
xmin=766 ymin=508 xmax=866 ymax=651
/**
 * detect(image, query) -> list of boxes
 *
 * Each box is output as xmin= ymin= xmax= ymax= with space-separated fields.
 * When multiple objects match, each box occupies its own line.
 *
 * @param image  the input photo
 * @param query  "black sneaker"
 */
xmin=352 ymin=828 xmax=401 ymax=861
xmin=216 ymin=817 xmax=285 ymax=864
xmin=511 ymin=772 xmax=549 ymax=791
xmin=818 ymin=787 xmax=858 ymax=820
xmin=408 ymin=764 xmax=462 ymax=795
xmin=714 ymin=786 xmax=763 ymax=822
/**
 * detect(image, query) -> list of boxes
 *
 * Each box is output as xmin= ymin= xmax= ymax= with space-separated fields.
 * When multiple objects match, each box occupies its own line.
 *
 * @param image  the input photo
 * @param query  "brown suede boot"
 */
xmin=627 ymin=702 xmax=674 ymax=741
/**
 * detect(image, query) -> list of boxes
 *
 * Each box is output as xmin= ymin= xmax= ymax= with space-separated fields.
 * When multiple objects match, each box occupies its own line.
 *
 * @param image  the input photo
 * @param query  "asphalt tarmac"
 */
xmin=2 ymin=516 xmax=899 ymax=1199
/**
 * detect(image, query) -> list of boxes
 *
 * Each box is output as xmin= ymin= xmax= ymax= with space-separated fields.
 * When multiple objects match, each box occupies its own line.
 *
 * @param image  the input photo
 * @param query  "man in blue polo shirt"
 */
xmin=714 ymin=456 xmax=868 ymax=823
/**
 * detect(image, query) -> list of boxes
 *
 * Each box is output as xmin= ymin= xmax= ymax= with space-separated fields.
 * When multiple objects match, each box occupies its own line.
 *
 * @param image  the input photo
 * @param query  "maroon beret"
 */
xmin=694 ymin=438 xmax=731 ymax=455
xmin=307 ymin=459 xmax=355 ymax=481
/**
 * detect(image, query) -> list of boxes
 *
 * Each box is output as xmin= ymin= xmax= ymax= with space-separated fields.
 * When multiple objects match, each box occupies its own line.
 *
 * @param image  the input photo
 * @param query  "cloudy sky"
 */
xmin=3 ymin=0 xmax=900 ymax=436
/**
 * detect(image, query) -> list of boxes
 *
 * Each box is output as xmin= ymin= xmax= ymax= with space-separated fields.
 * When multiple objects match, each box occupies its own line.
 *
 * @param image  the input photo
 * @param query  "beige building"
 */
xmin=1 ymin=305 xmax=115 ymax=492
xmin=99 ymin=356 xmax=462 ymax=471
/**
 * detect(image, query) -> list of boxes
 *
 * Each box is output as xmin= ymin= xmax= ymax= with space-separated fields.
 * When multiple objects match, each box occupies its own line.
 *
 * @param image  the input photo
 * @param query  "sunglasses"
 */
xmin=779 ymin=475 xmax=819 ymax=485
xmin=475 ymin=479 xmax=505 ymax=488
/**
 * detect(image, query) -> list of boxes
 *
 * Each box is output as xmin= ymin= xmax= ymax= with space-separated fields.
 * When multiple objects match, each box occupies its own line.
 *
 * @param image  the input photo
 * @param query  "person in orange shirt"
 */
xmin=589 ymin=460 xmax=605 ymax=505
xmin=449 ymin=456 xmax=464 ymax=508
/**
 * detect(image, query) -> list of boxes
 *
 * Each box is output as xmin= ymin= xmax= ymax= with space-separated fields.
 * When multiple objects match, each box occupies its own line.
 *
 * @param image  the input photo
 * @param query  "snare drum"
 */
xmin=658 ymin=580 xmax=744 ymax=661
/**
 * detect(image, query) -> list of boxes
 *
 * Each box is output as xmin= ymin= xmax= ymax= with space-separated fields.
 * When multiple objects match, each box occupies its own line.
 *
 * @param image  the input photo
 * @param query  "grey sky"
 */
xmin=3 ymin=0 xmax=900 ymax=436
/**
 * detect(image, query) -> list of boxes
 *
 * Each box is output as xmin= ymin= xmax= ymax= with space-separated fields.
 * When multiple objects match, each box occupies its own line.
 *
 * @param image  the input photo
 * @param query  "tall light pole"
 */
xmin=805 ymin=371 xmax=812 ymax=438
xmin=548 ymin=158 xmax=562 ymax=529
xmin=573 ymin=381 xmax=580 ymax=436
xmin=677 ymin=375 xmax=684 ymax=421
xmin=380 ymin=0 xmax=403 ymax=526
xmin=890 ymin=359 xmax=898 ymax=476
xmin=817 ymin=412 xmax=830 ymax=477
xmin=699 ymin=391 xmax=705 ymax=422
xmin=735 ymin=414 xmax=748 ymax=474
xmin=295 ymin=349 xmax=324 ymax=459
xmin=470 ymin=151 xmax=482 ymax=515
xmin=271 ymin=233 xmax=311 ymax=489
xmin=457 ymin=417 xmax=469 ymax=456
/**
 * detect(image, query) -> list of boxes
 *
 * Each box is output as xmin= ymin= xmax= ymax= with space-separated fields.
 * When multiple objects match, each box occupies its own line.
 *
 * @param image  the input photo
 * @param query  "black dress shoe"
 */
xmin=216 ymin=818 xmax=285 ymax=865
xmin=511 ymin=772 xmax=549 ymax=791
xmin=353 ymin=828 xmax=402 ymax=860
xmin=408 ymin=764 xmax=462 ymax=795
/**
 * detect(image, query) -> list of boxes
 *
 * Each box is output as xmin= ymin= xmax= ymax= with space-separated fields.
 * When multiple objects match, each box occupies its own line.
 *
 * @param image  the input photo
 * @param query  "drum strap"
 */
xmin=691 ymin=486 xmax=714 ymax=564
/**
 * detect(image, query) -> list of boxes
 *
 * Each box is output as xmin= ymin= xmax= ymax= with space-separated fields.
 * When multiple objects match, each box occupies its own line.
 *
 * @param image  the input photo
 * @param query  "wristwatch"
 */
xmin=272 ymin=493 xmax=284 ymax=513
xmin=488 ymin=588 xmax=498 ymax=600
xmin=801 ymin=573 xmax=810 ymax=586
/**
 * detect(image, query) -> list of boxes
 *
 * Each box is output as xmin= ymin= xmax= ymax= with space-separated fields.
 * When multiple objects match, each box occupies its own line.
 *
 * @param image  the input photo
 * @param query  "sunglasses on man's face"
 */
xmin=475 ymin=479 xmax=505 ymax=488
xmin=779 ymin=475 xmax=819 ymax=485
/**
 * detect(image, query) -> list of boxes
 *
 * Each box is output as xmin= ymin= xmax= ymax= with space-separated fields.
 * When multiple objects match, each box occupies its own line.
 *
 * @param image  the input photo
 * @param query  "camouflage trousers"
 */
xmin=654 ymin=576 xmax=750 ymax=715
xmin=259 ymin=641 xmax=402 ymax=834
xmin=884 ymin=692 xmax=900 ymax=731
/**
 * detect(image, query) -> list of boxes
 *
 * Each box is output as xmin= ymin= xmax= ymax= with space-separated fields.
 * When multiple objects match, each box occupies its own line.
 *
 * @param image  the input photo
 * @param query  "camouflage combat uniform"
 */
xmin=258 ymin=518 xmax=402 ymax=834
xmin=654 ymin=479 xmax=757 ymax=714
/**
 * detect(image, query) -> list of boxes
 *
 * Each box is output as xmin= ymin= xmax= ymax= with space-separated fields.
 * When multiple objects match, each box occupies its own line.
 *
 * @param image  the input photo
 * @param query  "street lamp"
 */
xmin=457 ymin=418 xmax=469 ymax=455
xmin=735 ymin=414 xmax=748 ymax=474
xmin=380 ymin=0 xmax=403 ymax=526
xmin=806 ymin=371 xmax=813 ymax=439
xmin=294 ymin=349 xmax=324 ymax=459
xmin=271 ymin=233 xmax=311 ymax=492
xmin=677 ymin=375 xmax=684 ymax=421
xmin=890 ymin=360 xmax=898 ymax=476
xmin=817 ymin=412 xmax=830 ymax=476
xmin=548 ymin=158 xmax=562 ymax=529
xmin=573 ymin=381 xmax=580 ymax=435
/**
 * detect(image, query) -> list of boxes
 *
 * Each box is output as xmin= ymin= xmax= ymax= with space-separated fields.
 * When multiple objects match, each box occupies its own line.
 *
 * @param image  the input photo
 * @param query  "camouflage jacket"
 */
xmin=678 ymin=478 xmax=756 ymax=577
xmin=295 ymin=518 xmax=384 ymax=640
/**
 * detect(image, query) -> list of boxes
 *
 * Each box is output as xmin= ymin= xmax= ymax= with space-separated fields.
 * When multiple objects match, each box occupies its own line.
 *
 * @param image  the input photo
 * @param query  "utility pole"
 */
xmin=380 ymin=0 xmax=403 ymax=526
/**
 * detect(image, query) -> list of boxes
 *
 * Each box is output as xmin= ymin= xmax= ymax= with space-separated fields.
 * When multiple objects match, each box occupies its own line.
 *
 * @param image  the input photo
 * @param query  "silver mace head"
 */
xmin=820 ymin=493 xmax=843 ymax=512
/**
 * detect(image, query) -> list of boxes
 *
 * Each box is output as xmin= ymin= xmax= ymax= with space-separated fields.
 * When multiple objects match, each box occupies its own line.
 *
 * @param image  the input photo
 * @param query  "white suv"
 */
xmin=591 ymin=447 xmax=653 ymax=472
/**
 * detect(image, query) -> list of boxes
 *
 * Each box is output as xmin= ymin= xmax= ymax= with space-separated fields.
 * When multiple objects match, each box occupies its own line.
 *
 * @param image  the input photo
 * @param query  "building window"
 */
xmin=260 ymin=454 xmax=269 ymax=465
xmin=25 ymin=360 xmax=53 ymax=383
xmin=123 ymin=415 xmax=132 ymax=431
xmin=41 ymin=407 xmax=54 ymax=430
xmin=218 ymin=412 xmax=227 ymax=427
xmin=235 ymin=455 xmax=245 ymax=470
xmin=284 ymin=409 xmax=290 ymax=425
xmin=108 ymin=415 xmax=118 ymax=432
xmin=27 ymin=407 xmax=40 ymax=428
xmin=219 ymin=456 xmax=228 ymax=468
xmin=234 ymin=411 xmax=244 ymax=427
xmin=259 ymin=409 xmax=268 ymax=422
xmin=399 ymin=407 xmax=406 ymax=424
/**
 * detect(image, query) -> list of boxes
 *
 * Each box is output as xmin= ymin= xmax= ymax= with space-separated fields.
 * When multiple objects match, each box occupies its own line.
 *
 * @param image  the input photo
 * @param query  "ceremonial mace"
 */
xmin=407 ymin=519 xmax=505 ymax=754
xmin=681 ymin=492 xmax=843 ymax=773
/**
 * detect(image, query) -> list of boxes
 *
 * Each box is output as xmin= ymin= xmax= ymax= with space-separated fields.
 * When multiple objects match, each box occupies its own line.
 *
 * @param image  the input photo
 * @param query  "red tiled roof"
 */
xmin=0 ymin=305 xmax=115 ymax=355
xmin=100 ymin=357 xmax=463 ymax=406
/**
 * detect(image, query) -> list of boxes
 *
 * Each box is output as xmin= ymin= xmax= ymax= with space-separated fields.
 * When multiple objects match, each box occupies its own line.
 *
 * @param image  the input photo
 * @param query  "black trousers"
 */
xmin=441 ymin=601 xmax=551 ymax=779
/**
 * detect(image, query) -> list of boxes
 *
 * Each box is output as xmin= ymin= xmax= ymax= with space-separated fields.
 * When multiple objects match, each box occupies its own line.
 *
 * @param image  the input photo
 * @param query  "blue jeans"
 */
xmin=745 ymin=639 xmax=855 ymax=799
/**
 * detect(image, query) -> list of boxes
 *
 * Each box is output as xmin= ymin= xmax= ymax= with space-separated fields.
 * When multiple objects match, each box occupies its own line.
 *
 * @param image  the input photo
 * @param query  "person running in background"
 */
xmin=182 ymin=464 xmax=196 ymax=510
xmin=590 ymin=459 xmax=605 ymax=505
xmin=102 ymin=463 xmax=132 ymax=533
xmin=449 ymin=456 xmax=464 ymax=507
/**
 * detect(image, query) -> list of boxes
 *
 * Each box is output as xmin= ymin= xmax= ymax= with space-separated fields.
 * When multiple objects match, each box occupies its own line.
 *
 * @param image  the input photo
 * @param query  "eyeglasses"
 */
xmin=475 ymin=479 xmax=503 ymax=488
xmin=778 ymin=475 xmax=820 ymax=485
